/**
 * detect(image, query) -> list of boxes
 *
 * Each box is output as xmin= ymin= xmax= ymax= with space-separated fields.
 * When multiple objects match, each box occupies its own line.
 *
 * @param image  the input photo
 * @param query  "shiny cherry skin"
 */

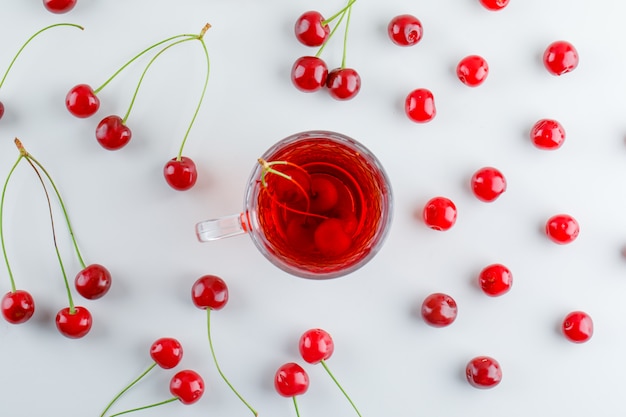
xmin=530 ymin=119 xmax=565 ymax=150
xmin=299 ymin=328 xmax=334 ymax=364
xmin=478 ymin=0 xmax=509 ymax=11
xmin=478 ymin=264 xmax=512 ymax=296
xmin=1 ymin=290 xmax=35 ymax=324
xmin=457 ymin=55 xmax=489 ymax=87
xmin=471 ymin=167 xmax=506 ymax=202
xmin=423 ymin=196 xmax=457 ymax=231
xmin=96 ymin=115 xmax=132 ymax=150
xmin=75 ymin=264 xmax=111 ymax=300
xmin=405 ymin=88 xmax=436 ymax=123
xmin=150 ymin=337 xmax=184 ymax=369
xmin=421 ymin=293 xmax=458 ymax=327
xmin=164 ymin=156 xmax=198 ymax=191
xmin=543 ymin=40 xmax=579 ymax=76
xmin=274 ymin=362 xmax=310 ymax=397
xmin=562 ymin=311 xmax=593 ymax=343
xmin=291 ymin=56 xmax=328 ymax=92
xmin=170 ymin=369 xmax=205 ymax=405
xmin=326 ymin=68 xmax=361 ymax=100
xmin=56 ymin=306 xmax=92 ymax=338
xmin=43 ymin=0 xmax=77 ymax=13
xmin=466 ymin=356 xmax=502 ymax=388
xmin=388 ymin=14 xmax=423 ymax=47
xmin=295 ymin=11 xmax=330 ymax=47
xmin=66 ymin=84 xmax=99 ymax=118
xmin=545 ymin=214 xmax=579 ymax=244
xmin=191 ymin=275 xmax=228 ymax=310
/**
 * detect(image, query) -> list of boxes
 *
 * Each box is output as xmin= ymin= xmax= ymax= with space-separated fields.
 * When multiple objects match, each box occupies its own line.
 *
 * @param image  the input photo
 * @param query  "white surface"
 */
xmin=1 ymin=1 xmax=625 ymax=416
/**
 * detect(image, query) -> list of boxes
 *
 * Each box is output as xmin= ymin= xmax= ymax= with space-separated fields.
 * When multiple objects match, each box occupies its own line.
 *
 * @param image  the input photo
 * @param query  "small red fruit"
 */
xmin=421 ymin=292 xmax=458 ymax=327
xmin=388 ymin=14 xmax=423 ymax=47
xmin=545 ymin=214 xmax=579 ymax=244
xmin=55 ymin=306 xmax=92 ymax=339
xmin=530 ymin=119 xmax=566 ymax=150
xmin=75 ymin=264 xmax=111 ymax=300
xmin=66 ymin=84 xmax=99 ymax=118
xmin=466 ymin=356 xmax=502 ymax=388
xmin=478 ymin=264 xmax=512 ymax=296
xmin=478 ymin=0 xmax=509 ymax=11
xmin=150 ymin=337 xmax=184 ymax=369
xmin=191 ymin=275 xmax=228 ymax=310
xmin=543 ymin=40 xmax=579 ymax=76
xmin=274 ymin=362 xmax=310 ymax=397
xmin=299 ymin=328 xmax=334 ymax=364
xmin=562 ymin=311 xmax=593 ymax=343
xmin=422 ymin=196 xmax=457 ymax=231
xmin=291 ymin=56 xmax=328 ymax=92
xmin=96 ymin=116 xmax=132 ymax=150
xmin=405 ymin=88 xmax=436 ymax=123
xmin=43 ymin=0 xmax=77 ymax=14
xmin=326 ymin=67 xmax=361 ymax=100
xmin=164 ymin=156 xmax=198 ymax=191
xmin=471 ymin=167 xmax=506 ymax=202
xmin=1 ymin=290 xmax=35 ymax=324
xmin=456 ymin=55 xmax=489 ymax=87
xmin=170 ymin=369 xmax=205 ymax=405
xmin=295 ymin=11 xmax=330 ymax=47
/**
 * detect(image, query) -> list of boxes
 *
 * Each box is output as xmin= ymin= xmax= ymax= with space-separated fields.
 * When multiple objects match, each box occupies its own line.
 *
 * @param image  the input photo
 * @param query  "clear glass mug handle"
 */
xmin=195 ymin=213 xmax=248 ymax=242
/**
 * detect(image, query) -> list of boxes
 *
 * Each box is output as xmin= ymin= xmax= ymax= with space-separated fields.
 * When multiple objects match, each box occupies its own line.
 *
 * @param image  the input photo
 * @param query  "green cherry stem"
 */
xmin=320 ymin=359 xmax=362 ymax=417
xmin=106 ymin=397 xmax=178 ymax=417
xmin=321 ymin=0 xmax=357 ymax=27
xmin=99 ymin=363 xmax=158 ymax=417
xmin=292 ymin=396 xmax=302 ymax=417
xmin=0 ymin=23 xmax=84 ymax=91
xmin=206 ymin=307 xmax=259 ymax=416
xmin=315 ymin=8 xmax=347 ymax=59
xmin=340 ymin=4 xmax=354 ymax=68
xmin=0 ymin=153 xmax=24 ymax=292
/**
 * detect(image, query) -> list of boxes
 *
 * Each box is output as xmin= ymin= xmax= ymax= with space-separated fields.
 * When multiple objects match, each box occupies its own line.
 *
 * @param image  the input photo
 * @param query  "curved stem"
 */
xmin=99 ymin=362 xmax=157 ymax=417
xmin=107 ymin=397 xmax=178 ymax=417
xmin=322 ymin=0 xmax=357 ymax=25
xmin=93 ymin=33 xmax=197 ymax=94
xmin=0 ymin=23 xmax=83 ymax=90
xmin=320 ymin=359 xmax=362 ymax=417
xmin=292 ymin=396 xmax=302 ymax=417
xmin=206 ymin=307 xmax=258 ymax=416
xmin=0 ymin=154 xmax=23 ymax=292
xmin=24 ymin=157 xmax=74 ymax=314
xmin=340 ymin=4 xmax=354 ymax=68
xmin=315 ymin=9 xmax=348 ymax=59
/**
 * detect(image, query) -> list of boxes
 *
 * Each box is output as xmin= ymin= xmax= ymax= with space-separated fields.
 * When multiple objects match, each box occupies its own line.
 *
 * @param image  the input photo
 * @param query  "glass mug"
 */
xmin=195 ymin=130 xmax=393 ymax=279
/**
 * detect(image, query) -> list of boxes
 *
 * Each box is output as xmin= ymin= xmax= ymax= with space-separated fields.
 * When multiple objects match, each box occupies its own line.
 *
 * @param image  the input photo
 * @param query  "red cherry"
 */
xmin=1 ymin=290 xmax=35 ymax=324
xmin=326 ymin=68 xmax=361 ymax=100
xmin=530 ymin=119 xmax=566 ymax=150
xmin=456 ymin=55 xmax=489 ymax=87
xmin=55 ymin=306 xmax=92 ymax=339
xmin=388 ymin=14 xmax=423 ymax=47
xmin=310 ymin=175 xmax=339 ymax=213
xmin=545 ymin=214 xmax=579 ymax=244
xmin=314 ymin=218 xmax=352 ymax=256
xmin=299 ymin=328 xmax=334 ymax=364
xmin=478 ymin=0 xmax=509 ymax=11
xmin=170 ymin=369 xmax=205 ymax=405
xmin=164 ymin=156 xmax=198 ymax=191
xmin=0 ymin=102 xmax=5 ymax=120
xmin=422 ymin=196 xmax=457 ymax=231
xmin=66 ymin=84 xmax=99 ymax=118
xmin=96 ymin=115 xmax=132 ymax=150
xmin=405 ymin=88 xmax=436 ymax=123
xmin=295 ymin=11 xmax=330 ymax=47
xmin=274 ymin=362 xmax=309 ymax=397
xmin=562 ymin=311 xmax=593 ymax=343
xmin=291 ymin=56 xmax=328 ymax=92
xmin=43 ymin=0 xmax=77 ymax=13
xmin=543 ymin=40 xmax=579 ymax=76
xmin=421 ymin=293 xmax=458 ymax=327
xmin=150 ymin=337 xmax=184 ymax=369
xmin=466 ymin=356 xmax=502 ymax=388
xmin=471 ymin=167 xmax=506 ymax=202
xmin=74 ymin=264 xmax=111 ymax=300
xmin=191 ymin=275 xmax=229 ymax=310
xmin=478 ymin=264 xmax=513 ymax=296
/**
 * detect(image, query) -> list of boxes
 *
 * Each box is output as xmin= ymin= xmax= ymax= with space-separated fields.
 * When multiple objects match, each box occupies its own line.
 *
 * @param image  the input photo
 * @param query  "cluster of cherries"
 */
xmin=0 ymin=139 xmax=111 ymax=338
xmin=99 ymin=337 xmax=204 ymax=417
xmin=65 ymin=23 xmax=212 ymax=191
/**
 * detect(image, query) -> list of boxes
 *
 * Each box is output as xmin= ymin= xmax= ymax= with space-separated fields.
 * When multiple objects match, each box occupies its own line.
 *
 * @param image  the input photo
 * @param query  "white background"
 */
xmin=1 ymin=0 xmax=625 ymax=416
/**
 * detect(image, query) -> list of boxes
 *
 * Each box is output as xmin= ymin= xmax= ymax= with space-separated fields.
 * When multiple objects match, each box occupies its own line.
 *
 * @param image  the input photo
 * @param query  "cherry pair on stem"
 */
xmin=66 ymin=23 xmax=212 ymax=191
xmin=274 ymin=328 xmax=362 ymax=417
xmin=0 ymin=139 xmax=111 ymax=338
xmin=99 ymin=337 xmax=205 ymax=417
xmin=292 ymin=0 xmax=361 ymax=100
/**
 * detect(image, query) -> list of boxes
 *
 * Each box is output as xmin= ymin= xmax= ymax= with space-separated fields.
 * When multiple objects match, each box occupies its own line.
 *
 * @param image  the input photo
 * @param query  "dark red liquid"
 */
xmin=255 ymin=136 xmax=390 ymax=276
